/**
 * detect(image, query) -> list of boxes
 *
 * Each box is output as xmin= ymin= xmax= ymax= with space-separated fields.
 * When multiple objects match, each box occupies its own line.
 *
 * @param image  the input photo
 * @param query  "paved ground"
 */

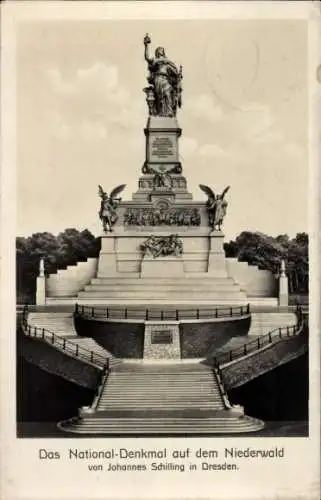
xmin=17 ymin=420 xmax=308 ymax=438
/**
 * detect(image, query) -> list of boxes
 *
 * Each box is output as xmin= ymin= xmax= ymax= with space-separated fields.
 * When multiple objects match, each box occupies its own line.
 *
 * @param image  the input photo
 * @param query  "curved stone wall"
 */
xmin=75 ymin=317 xmax=145 ymax=358
xmin=179 ymin=316 xmax=251 ymax=358
xmin=222 ymin=329 xmax=308 ymax=389
xmin=75 ymin=315 xmax=250 ymax=359
xmin=21 ymin=333 xmax=101 ymax=389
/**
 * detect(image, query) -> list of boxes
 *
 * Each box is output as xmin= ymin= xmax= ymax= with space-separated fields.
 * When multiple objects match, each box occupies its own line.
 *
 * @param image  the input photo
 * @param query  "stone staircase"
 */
xmin=97 ymin=364 xmax=223 ymax=411
xmin=248 ymin=312 xmax=297 ymax=336
xmin=26 ymin=312 xmax=120 ymax=368
xmin=46 ymin=258 xmax=98 ymax=297
xmin=59 ymin=363 xmax=264 ymax=434
xmin=77 ymin=276 xmax=248 ymax=304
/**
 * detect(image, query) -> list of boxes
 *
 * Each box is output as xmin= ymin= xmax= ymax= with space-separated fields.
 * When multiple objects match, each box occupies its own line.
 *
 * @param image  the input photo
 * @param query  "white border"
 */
xmin=1 ymin=2 xmax=320 ymax=499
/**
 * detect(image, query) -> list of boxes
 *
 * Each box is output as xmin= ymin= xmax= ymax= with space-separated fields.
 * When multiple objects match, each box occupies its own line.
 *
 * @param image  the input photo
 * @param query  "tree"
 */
xmin=224 ymin=231 xmax=308 ymax=294
xmin=16 ymin=229 xmax=100 ymax=303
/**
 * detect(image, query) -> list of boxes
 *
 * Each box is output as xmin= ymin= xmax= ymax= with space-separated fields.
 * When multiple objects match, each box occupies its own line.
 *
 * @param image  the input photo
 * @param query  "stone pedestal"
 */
xmin=132 ymin=115 xmax=193 ymax=202
xmin=97 ymin=235 xmax=119 ymax=277
xmin=140 ymin=255 xmax=184 ymax=278
xmin=207 ymin=231 xmax=228 ymax=277
xmin=143 ymin=322 xmax=181 ymax=359
xmin=145 ymin=116 xmax=181 ymax=168
xmin=79 ymin=406 xmax=96 ymax=417
xmin=278 ymin=260 xmax=289 ymax=306
xmin=36 ymin=276 xmax=46 ymax=305
xmin=279 ymin=275 xmax=289 ymax=306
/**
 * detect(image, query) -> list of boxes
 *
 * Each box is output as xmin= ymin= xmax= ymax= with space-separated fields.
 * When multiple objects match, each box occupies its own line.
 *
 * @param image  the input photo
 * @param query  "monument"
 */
xmin=76 ymin=34 xmax=248 ymax=303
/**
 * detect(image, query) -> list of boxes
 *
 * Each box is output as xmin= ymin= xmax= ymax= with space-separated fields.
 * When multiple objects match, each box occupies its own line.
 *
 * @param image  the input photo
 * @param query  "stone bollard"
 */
xmin=278 ymin=259 xmax=289 ymax=307
xmin=78 ymin=406 xmax=96 ymax=418
xmin=36 ymin=258 xmax=46 ymax=305
xmin=229 ymin=404 xmax=245 ymax=417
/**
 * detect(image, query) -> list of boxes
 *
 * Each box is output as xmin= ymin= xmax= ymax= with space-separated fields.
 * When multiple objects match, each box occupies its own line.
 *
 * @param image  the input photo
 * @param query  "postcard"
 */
xmin=1 ymin=1 xmax=320 ymax=499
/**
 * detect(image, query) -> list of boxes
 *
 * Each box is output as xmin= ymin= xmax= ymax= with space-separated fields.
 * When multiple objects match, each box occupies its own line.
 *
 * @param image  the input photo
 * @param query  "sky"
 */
xmin=16 ymin=19 xmax=308 ymax=241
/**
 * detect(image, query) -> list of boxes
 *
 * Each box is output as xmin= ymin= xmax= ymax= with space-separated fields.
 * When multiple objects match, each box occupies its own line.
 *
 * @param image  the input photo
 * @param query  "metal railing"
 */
xmin=213 ymin=312 xmax=304 ymax=367
xmin=91 ymin=363 xmax=110 ymax=409
xmin=74 ymin=303 xmax=251 ymax=322
xmin=21 ymin=306 xmax=109 ymax=370
xmin=212 ymin=365 xmax=232 ymax=410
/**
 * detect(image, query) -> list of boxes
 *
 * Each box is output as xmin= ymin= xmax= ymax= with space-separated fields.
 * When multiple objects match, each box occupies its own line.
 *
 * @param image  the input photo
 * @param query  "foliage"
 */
xmin=224 ymin=231 xmax=308 ymax=294
xmin=16 ymin=229 xmax=100 ymax=303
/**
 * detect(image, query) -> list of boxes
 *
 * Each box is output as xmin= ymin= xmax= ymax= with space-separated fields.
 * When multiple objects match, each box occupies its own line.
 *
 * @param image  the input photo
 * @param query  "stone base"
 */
xmin=97 ymin=235 xmax=119 ymax=277
xmin=229 ymin=405 xmax=245 ymax=417
xmin=140 ymin=255 xmax=185 ymax=277
xmin=143 ymin=322 xmax=181 ymax=359
xmin=278 ymin=276 xmax=289 ymax=306
xmin=79 ymin=406 xmax=96 ymax=417
xmin=36 ymin=277 xmax=46 ymax=305
xmin=207 ymin=231 xmax=229 ymax=277
xmin=132 ymin=175 xmax=193 ymax=202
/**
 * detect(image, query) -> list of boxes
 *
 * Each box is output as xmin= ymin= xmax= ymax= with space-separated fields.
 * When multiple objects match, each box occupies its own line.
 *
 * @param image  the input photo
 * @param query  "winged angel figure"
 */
xmin=199 ymin=184 xmax=230 ymax=231
xmin=98 ymin=184 xmax=126 ymax=232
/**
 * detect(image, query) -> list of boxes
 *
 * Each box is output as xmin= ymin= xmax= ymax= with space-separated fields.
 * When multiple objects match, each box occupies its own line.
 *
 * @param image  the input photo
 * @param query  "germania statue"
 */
xmin=199 ymin=184 xmax=230 ymax=231
xmin=98 ymin=184 xmax=126 ymax=232
xmin=143 ymin=33 xmax=183 ymax=117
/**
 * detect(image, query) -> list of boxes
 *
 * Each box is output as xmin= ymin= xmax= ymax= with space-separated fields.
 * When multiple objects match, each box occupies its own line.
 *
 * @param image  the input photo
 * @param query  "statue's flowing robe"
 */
xmin=100 ymin=199 xmax=118 ymax=225
xmin=150 ymin=58 xmax=179 ymax=116
xmin=214 ymin=199 xmax=228 ymax=226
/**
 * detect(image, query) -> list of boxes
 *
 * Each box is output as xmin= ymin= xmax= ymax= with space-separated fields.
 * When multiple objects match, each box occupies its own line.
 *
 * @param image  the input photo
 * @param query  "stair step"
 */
xmin=108 ymin=373 xmax=214 ymax=377
xmin=60 ymin=416 xmax=265 ymax=434
xmin=73 ymin=419 xmax=256 ymax=426
xmin=104 ymin=389 xmax=219 ymax=393
xmin=107 ymin=377 xmax=215 ymax=382
xmin=107 ymin=378 xmax=215 ymax=382
xmin=100 ymin=397 xmax=223 ymax=403
xmin=97 ymin=407 xmax=224 ymax=411
xmin=90 ymin=278 xmax=236 ymax=285
xmin=78 ymin=292 xmax=247 ymax=298
xmin=105 ymin=385 xmax=216 ymax=389
xmin=98 ymin=403 xmax=223 ymax=407
xmin=84 ymin=284 xmax=241 ymax=292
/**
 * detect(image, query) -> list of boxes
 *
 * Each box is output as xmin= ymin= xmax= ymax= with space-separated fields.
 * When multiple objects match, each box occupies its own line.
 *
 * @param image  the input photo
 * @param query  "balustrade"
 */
xmin=213 ymin=309 xmax=303 ymax=367
xmin=22 ymin=316 xmax=109 ymax=369
xmin=74 ymin=303 xmax=251 ymax=322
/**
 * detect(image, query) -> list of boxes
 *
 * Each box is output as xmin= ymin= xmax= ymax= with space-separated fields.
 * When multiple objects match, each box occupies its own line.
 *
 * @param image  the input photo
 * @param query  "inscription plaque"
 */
xmin=151 ymin=330 xmax=173 ymax=344
xmin=152 ymin=137 xmax=173 ymax=157
xmin=149 ymin=134 xmax=177 ymax=162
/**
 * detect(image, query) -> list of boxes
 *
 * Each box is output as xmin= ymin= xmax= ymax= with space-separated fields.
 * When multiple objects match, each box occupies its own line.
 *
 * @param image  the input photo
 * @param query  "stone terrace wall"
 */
xmin=222 ymin=330 xmax=308 ymax=389
xmin=46 ymin=258 xmax=98 ymax=297
xmin=21 ymin=334 xmax=101 ymax=390
xmin=180 ymin=317 xmax=251 ymax=358
xmin=75 ymin=318 xmax=145 ymax=358
xmin=226 ymin=258 xmax=276 ymax=297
